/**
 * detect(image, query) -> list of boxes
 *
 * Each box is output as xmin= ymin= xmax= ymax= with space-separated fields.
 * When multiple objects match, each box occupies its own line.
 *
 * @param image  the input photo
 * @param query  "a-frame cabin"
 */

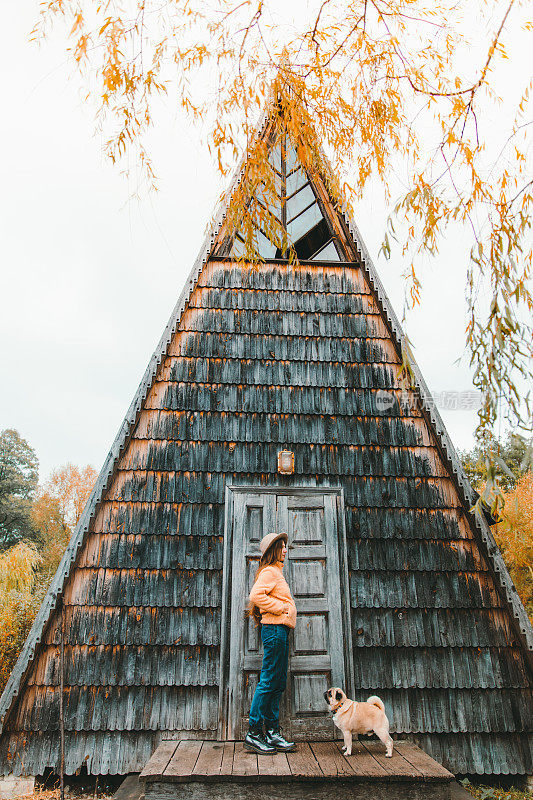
xmin=0 ymin=102 xmax=532 ymax=782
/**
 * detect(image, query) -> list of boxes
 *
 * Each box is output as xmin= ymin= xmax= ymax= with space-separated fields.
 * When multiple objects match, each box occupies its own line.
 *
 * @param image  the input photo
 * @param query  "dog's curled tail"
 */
xmin=366 ymin=696 xmax=385 ymax=712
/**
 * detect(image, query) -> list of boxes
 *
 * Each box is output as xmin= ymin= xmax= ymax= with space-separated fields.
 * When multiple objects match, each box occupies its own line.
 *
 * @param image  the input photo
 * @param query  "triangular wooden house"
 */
xmin=0 ymin=103 xmax=532 ymax=781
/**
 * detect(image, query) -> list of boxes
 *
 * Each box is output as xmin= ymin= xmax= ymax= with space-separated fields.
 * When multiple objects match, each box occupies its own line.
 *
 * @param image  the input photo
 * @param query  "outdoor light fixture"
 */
xmin=277 ymin=450 xmax=295 ymax=475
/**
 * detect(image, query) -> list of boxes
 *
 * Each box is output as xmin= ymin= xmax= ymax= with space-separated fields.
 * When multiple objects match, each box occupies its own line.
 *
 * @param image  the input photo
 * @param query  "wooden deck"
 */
xmin=140 ymin=739 xmax=454 ymax=800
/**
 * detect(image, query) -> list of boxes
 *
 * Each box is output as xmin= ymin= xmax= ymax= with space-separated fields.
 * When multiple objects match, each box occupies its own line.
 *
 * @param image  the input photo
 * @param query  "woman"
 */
xmin=244 ymin=531 xmax=297 ymax=754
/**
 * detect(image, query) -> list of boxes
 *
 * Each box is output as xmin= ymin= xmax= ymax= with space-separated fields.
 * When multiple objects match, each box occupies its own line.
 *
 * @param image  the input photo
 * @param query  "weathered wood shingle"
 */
xmin=0 ymin=110 xmax=531 ymax=779
xmin=0 ymin=256 xmax=530 ymax=778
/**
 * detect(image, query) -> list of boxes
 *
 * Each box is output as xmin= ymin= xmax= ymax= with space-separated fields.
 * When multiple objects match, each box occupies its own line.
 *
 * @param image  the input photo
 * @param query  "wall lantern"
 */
xmin=277 ymin=450 xmax=295 ymax=475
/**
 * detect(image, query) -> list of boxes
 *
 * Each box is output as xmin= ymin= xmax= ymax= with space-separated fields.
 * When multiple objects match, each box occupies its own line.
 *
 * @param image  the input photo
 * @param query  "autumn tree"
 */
xmin=0 ymin=429 xmax=39 ymax=551
xmin=460 ymin=432 xmax=533 ymax=491
xmin=33 ymin=463 xmax=98 ymax=583
xmin=494 ymin=474 xmax=533 ymax=620
xmin=35 ymin=0 xmax=533 ymax=513
xmin=0 ymin=542 xmax=42 ymax=694
xmin=0 ymin=462 xmax=97 ymax=693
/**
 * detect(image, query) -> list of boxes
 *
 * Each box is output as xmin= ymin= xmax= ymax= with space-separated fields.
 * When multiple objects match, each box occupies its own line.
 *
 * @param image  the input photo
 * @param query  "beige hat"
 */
xmin=259 ymin=532 xmax=288 ymax=557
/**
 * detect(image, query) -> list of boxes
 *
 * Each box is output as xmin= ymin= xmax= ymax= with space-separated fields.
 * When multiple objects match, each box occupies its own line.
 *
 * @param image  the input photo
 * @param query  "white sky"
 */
xmin=2 ymin=1 xmax=510 ymax=483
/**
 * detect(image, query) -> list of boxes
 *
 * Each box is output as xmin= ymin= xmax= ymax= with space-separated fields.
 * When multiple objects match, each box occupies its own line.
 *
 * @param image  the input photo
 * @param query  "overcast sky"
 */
xmin=1 ymin=1 xmax=506 ymax=483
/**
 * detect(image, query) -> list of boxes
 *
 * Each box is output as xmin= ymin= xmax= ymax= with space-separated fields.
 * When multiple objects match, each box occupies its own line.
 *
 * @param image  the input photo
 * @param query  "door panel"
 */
xmin=226 ymin=492 xmax=276 ymax=739
xmin=277 ymin=492 xmax=346 ymax=738
xmin=223 ymin=489 xmax=351 ymax=740
xmin=293 ymin=615 xmax=328 ymax=654
xmin=293 ymin=674 xmax=330 ymax=714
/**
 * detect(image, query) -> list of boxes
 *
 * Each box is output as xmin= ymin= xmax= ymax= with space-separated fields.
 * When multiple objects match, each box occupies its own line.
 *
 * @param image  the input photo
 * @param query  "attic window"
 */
xmin=225 ymin=134 xmax=344 ymax=262
xmin=286 ymin=183 xmax=315 ymax=219
xmin=310 ymin=239 xmax=342 ymax=261
xmin=286 ymin=166 xmax=307 ymax=196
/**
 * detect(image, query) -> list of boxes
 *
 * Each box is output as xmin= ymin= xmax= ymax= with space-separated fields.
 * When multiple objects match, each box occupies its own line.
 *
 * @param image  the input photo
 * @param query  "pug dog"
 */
xmin=324 ymin=687 xmax=393 ymax=757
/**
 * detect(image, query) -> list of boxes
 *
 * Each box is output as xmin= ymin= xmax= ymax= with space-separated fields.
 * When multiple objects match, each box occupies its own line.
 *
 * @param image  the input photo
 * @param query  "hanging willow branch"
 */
xmin=33 ymin=0 xmax=533 ymax=513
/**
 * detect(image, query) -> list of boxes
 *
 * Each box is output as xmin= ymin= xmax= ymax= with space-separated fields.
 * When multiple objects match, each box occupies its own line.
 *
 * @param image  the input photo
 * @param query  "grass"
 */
xmin=12 ymin=778 xmax=532 ymax=800
xmin=16 ymin=779 xmax=532 ymax=800
xmin=461 ymin=780 xmax=532 ymax=800
xmin=17 ymin=789 xmax=113 ymax=800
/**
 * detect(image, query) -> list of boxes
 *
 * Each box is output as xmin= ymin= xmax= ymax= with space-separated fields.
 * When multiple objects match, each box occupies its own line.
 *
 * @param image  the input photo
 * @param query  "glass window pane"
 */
xmin=230 ymin=229 xmax=278 ymax=259
xmin=310 ymin=240 xmax=341 ymax=261
xmin=286 ymin=166 xmax=308 ymax=196
xmin=286 ymin=143 xmax=299 ymax=173
xmin=230 ymin=234 xmax=246 ymax=258
xmin=268 ymin=144 xmax=282 ymax=174
xmin=294 ymin=218 xmax=330 ymax=260
xmin=286 ymin=184 xmax=316 ymax=222
xmin=255 ymin=179 xmax=282 ymax=223
xmin=287 ymin=203 xmax=323 ymax=242
xmin=255 ymin=230 xmax=277 ymax=258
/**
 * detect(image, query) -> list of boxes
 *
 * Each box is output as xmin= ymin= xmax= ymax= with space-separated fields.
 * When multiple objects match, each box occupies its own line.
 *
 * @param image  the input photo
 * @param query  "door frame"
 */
xmin=217 ymin=485 xmax=355 ymax=740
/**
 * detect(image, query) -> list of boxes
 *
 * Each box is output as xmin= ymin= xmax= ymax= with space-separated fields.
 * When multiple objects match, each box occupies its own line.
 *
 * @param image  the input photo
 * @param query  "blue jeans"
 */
xmin=248 ymin=624 xmax=289 ymax=729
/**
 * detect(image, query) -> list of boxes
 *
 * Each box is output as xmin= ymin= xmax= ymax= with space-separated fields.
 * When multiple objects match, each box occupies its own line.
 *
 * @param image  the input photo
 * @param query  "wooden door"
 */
xmin=223 ymin=491 xmax=277 ymax=740
xmin=219 ymin=488 xmax=352 ymax=740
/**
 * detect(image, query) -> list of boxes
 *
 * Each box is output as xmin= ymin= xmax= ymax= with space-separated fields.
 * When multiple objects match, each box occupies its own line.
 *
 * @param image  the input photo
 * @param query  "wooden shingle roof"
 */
xmin=0 ymin=107 xmax=531 ymax=778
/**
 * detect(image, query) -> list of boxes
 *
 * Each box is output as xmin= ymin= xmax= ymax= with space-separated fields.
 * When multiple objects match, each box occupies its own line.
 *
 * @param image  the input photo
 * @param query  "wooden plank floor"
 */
xmin=140 ymin=740 xmax=454 ymax=784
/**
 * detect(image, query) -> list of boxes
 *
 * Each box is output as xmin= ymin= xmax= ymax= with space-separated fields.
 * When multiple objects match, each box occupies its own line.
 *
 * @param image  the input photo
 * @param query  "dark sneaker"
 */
xmin=243 ymin=726 xmax=276 ymax=754
xmin=264 ymin=725 xmax=296 ymax=752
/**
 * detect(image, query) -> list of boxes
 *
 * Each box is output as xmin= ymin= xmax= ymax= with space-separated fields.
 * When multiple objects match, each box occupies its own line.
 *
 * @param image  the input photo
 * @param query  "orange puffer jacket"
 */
xmin=248 ymin=564 xmax=297 ymax=629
